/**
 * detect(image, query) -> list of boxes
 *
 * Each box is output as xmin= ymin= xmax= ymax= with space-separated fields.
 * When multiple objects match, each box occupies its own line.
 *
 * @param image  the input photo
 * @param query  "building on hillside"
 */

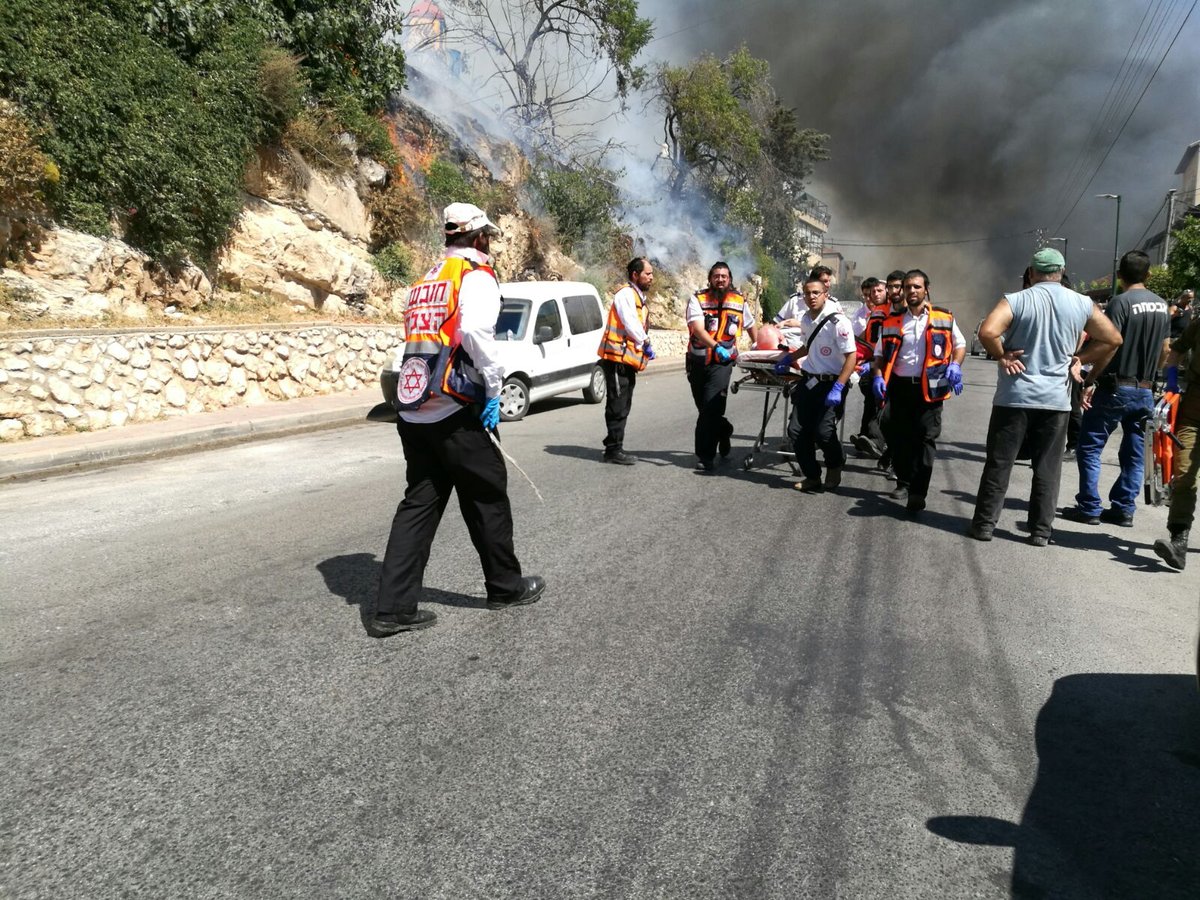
xmin=1141 ymin=138 xmax=1200 ymax=262
xmin=794 ymin=193 xmax=830 ymax=275
xmin=819 ymin=250 xmax=859 ymax=300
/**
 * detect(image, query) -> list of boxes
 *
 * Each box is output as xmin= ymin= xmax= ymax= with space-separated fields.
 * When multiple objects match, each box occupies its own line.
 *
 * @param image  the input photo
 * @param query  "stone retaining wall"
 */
xmin=0 ymin=325 xmax=692 ymax=441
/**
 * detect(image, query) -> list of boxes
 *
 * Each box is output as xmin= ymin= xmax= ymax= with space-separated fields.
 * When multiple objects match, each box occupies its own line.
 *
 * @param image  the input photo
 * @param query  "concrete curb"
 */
xmin=0 ymin=357 xmax=694 ymax=482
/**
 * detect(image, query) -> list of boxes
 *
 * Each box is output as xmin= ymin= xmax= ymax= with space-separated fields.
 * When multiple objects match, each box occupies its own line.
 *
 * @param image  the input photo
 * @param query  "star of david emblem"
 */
xmin=396 ymin=356 xmax=431 ymax=405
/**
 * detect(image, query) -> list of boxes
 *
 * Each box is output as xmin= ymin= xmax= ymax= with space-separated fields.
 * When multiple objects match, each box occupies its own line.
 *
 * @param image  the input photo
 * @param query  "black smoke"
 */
xmin=639 ymin=0 xmax=1200 ymax=315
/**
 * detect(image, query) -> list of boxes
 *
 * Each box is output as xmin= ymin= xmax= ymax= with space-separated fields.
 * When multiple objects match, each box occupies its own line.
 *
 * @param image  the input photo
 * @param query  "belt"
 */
xmin=800 ymin=372 xmax=839 ymax=382
xmin=1112 ymin=376 xmax=1153 ymax=389
xmin=891 ymin=374 xmax=924 ymax=383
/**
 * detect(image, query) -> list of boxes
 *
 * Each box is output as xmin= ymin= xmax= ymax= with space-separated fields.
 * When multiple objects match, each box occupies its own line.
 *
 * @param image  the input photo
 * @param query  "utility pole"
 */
xmin=1097 ymin=194 xmax=1121 ymax=299
xmin=1163 ymin=188 xmax=1178 ymax=264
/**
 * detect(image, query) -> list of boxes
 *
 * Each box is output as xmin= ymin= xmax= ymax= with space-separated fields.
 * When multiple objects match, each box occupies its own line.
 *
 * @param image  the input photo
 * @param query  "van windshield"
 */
xmin=495 ymin=298 xmax=532 ymax=340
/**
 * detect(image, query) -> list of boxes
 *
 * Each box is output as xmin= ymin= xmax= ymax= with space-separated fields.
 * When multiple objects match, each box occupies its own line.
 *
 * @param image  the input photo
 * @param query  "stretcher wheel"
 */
xmin=730 ymin=382 xmax=739 ymax=395
xmin=742 ymin=453 xmax=754 ymax=471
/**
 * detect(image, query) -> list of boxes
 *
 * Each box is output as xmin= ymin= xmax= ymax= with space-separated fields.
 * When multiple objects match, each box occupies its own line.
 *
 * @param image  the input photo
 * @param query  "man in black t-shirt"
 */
xmin=1169 ymin=289 xmax=1193 ymax=342
xmin=1064 ymin=251 xmax=1171 ymax=527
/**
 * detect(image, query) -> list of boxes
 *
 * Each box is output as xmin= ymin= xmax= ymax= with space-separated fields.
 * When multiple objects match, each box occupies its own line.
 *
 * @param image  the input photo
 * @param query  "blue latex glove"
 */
xmin=481 ymin=396 xmax=500 ymax=430
xmin=825 ymin=382 xmax=845 ymax=408
xmin=873 ymin=375 xmax=887 ymax=401
xmin=643 ymin=340 xmax=656 ymax=361
xmin=1166 ymin=365 xmax=1179 ymax=394
xmin=773 ymin=356 xmax=793 ymax=375
xmin=714 ymin=344 xmax=732 ymax=364
xmin=947 ymin=361 xmax=964 ymax=396
xmin=856 ymin=362 xmax=872 ymax=378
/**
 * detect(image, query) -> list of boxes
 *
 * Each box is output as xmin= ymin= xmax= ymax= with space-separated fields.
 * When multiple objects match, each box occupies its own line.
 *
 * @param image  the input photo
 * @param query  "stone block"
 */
xmin=275 ymin=343 xmax=291 ymax=359
xmin=3 ymin=356 xmax=30 ymax=371
xmin=129 ymin=349 xmax=151 ymax=369
xmin=70 ymin=375 xmax=91 ymax=390
xmin=106 ymin=342 xmax=131 ymax=363
xmin=244 ymin=381 xmax=268 ymax=405
xmin=181 ymin=357 xmax=200 ymax=380
xmin=202 ymin=359 xmax=231 ymax=384
xmin=0 ymin=395 xmax=36 ymax=416
xmin=48 ymin=377 xmax=83 ymax=405
xmin=109 ymin=408 xmax=129 ymax=428
xmin=28 ymin=384 xmax=48 ymax=400
xmin=164 ymin=380 xmax=188 ymax=407
xmin=286 ymin=356 xmax=311 ymax=382
xmin=90 ymin=363 xmax=106 ymax=384
xmin=22 ymin=413 xmax=57 ymax=436
xmin=168 ymin=335 xmax=187 ymax=348
xmin=229 ymin=367 xmax=247 ymax=394
xmin=0 ymin=419 xmax=24 ymax=441
xmin=84 ymin=385 xmax=114 ymax=409
xmin=278 ymin=378 xmax=301 ymax=399
xmin=84 ymin=409 xmax=109 ymax=431
xmin=142 ymin=378 xmax=162 ymax=394
xmin=31 ymin=354 xmax=57 ymax=369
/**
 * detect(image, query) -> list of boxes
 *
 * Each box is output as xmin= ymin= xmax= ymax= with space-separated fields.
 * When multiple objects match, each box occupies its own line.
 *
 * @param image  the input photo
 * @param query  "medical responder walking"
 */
xmin=686 ymin=261 xmax=757 ymax=473
xmin=871 ymin=269 xmax=967 ymax=513
xmin=371 ymin=203 xmax=545 ymax=636
xmin=849 ymin=276 xmax=890 ymax=458
xmin=969 ymin=248 xmax=1121 ymax=545
xmin=1152 ymin=316 xmax=1200 ymax=569
xmin=1063 ymin=250 xmax=1171 ymax=528
xmin=597 ymin=258 xmax=655 ymax=465
xmin=772 ymin=274 xmax=857 ymax=492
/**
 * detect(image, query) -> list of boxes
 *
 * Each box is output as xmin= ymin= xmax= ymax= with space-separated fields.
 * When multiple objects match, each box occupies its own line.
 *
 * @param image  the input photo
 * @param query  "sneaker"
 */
xmin=694 ymin=459 xmax=715 ymax=473
xmin=1028 ymin=535 xmax=1049 ymax=547
xmin=1060 ymin=506 xmax=1100 ymax=525
xmin=1099 ymin=507 xmax=1134 ymax=527
xmin=487 ymin=575 xmax=546 ymax=610
xmin=968 ymin=524 xmax=994 ymax=542
xmin=794 ymin=478 xmax=824 ymax=493
xmin=888 ymin=485 xmax=909 ymax=502
xmin=824 ymin=467 xmax=843 ymax=489
xmin=857 ymin=436 xmax=882 ymax=458
xmin=602 ymin=450 xmax=637 ymax=466
xmin=906 ymin=495 xmax=926 ymax=513
xmin=367 ymin=608 xmax=437 ymax=637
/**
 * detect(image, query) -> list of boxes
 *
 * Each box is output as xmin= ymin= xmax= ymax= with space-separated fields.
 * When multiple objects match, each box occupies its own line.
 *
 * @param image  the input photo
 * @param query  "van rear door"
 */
xmin=563 ymin=292 xmax=605 ymax=376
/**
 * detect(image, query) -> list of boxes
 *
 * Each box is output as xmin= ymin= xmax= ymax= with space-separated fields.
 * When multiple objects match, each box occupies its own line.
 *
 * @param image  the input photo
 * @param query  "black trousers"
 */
xmin=686 ymin=359 xmax=734 ymax=462
xmin=1066 ymin=378 xmax=1084 ymax=450
xmin=880 ymin=379 xmax=943 ymax=498
xmin=972 ymin=406 xmax=1069 ymax=539
xmin=601 ymin=359 xmax=637 ymax=453
xmin=791 ymin=379 xmax=846 ymax=479
xmin=377 ymin=408 xmax=523 ymax=615
xmin=857 ymin=376 xmax=885 ymax=445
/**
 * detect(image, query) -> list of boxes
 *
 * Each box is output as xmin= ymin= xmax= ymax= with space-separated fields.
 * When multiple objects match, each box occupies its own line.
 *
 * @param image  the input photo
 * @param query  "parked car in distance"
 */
xmin=492 ymin=281 xmax=607 ymax=420
xmin=374 ymin=281 xmax=609 ymax=424
xmin=969 ymin=318 xmax=996 ymax=359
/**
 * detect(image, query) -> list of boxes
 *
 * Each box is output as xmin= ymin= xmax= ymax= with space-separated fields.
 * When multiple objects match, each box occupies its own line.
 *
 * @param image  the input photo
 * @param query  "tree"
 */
xmin=657 ymin=46 xmax=828 ymax=275
xmin=1164 ymin=216 xmax=1200 ymax=295
xmin=440 ymin=0 xmax=652 ymax=153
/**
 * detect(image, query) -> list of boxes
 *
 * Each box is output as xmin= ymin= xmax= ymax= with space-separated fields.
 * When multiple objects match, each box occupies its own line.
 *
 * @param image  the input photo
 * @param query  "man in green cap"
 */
xmin=969 ymin=247 xmax=1122 ymax=545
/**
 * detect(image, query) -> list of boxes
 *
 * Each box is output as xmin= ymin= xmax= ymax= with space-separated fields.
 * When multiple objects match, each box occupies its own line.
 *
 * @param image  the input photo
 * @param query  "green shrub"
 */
xmin=258 ymin=47 xmax=306 ymax=144
xmin=529 ymin=163 xmax=622 ymax=261
xmin=0 ymin=0 xmax=277 ymax=265
xmin=368 ymin=176 xmax=431 ymax=249
xmin=328 ymin=90 xmax=397 ymax=167
xmin=372 ymin=242 xmax=415 ymax=284
xmin=0 ymin=105 xmax=51 ymax=215
xmin=283 ymin=107 xmax=355 ymax=175
xmin=424 ymin=159 xmax=478 ymax=213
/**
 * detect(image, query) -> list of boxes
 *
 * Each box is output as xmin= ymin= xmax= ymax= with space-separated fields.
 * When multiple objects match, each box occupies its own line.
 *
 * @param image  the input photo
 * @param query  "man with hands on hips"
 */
xmin=773 ymin=275 xmax=857 ymax=492
xmin=371 ymin=202 xmax=545 ymax=637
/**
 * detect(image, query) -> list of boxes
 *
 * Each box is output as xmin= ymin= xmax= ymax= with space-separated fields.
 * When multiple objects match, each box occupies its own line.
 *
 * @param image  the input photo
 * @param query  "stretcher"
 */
xmin=730 ymin=349 xmax=802 ymax=472
xmin=1144 ymin=390 xmax=1182 ymax=507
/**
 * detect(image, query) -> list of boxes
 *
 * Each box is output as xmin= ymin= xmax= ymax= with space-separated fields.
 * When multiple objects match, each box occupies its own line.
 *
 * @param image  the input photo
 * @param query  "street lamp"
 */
xmin=1096 ymin=194 xmax=1121 ymax=299
xmin=1048 ymin=236 xmax=1069 ymax=284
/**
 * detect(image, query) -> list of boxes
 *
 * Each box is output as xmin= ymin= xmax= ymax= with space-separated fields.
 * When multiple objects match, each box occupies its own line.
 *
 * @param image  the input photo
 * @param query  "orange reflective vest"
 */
xmin=597 ymin=284 xmax=648 ymax=370
xmin=863 ymin=303 xmax=892 ymax=346
xmin=878 ymin=306 xmax=957 ymax=402
xmin=688 ymin=289 xmax=748 ymax=365
xmin=394 ymin=255 xmax=490 ymax=411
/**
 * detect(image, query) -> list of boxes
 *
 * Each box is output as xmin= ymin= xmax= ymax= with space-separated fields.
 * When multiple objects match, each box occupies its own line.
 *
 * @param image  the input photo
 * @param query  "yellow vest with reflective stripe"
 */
xmin=597 ymin=285 xmax=648 ymax=370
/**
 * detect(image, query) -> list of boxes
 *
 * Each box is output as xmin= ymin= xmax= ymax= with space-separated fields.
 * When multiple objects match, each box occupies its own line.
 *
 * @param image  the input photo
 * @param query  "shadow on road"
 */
xmin=316 ymin=553 xmax=481 ymax=632
xmin=1048 ymin=528 xmax=1170 ymax=571
xmin=927 ymin=673 xmax=1200 ymax=899
xmin=542 ymin=443 xmax=701 ymax=469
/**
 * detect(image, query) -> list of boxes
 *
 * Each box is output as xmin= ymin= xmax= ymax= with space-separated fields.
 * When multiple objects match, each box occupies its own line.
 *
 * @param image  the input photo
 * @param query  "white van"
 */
xmin=374 ymin=281 xmax=608 ymax=423
xmin=492 ymin=281 xmax=607 ymax=421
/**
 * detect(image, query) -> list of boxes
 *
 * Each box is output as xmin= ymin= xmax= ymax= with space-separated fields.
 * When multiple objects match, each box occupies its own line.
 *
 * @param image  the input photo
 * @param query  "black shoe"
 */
xmin=367 ymin=608 xmax=437 ymax=637
xmin=1028 ymin=535 xmax=1049 ymax=547
xmin=1153 ymin=530 xmax=1189 ymax=570
xmin=794 ymin=478 xmax=823 ymax=493
xmin=888 ymin=485 xmax=909 ymax=502
xmin=718 ymin=430 xmax=732 ymax=458
xmin=968 ymin=524 xmax=994 ymax=542
xmin=906 ymin=495 xmax=926 ymax=513
xmin=602 ymin=450 xmax=637 ymax=466
xmin=694 ymin=459 xmax=715 ymax=474
xmin=1060 ymin=506 xmax=1100 ymax=525
xmin=487 ymin=575 xmax=546 ymax=609
xmin=824 ymin=467 xmax=842 ymax=490
xmin=856 ymin=436 xmax=882 ymax=458
xmin=1099 ymin=507 xmax=1134 ymax=527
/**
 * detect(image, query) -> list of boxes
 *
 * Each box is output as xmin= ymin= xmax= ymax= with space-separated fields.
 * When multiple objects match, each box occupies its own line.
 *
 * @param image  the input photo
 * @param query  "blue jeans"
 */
xmin=1074 ymin=385 xmax=1154 ymax=516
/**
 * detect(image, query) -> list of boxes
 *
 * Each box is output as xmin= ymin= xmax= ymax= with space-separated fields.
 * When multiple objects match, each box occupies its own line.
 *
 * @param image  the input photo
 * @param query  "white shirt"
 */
xmin=798 ymin=308 xmax=856 ymax=375
xmin=776 ymin=295 xmax=841 ymax=348
xmin=398 ymin=247 xmax=504 ymax=424
xmin=849 ymin=302 xmax=871 ymax=337
xmin=873 ymin=306 xmax=966 ymax=377
xmin=611 ymin=283 xmax=648 ymax=346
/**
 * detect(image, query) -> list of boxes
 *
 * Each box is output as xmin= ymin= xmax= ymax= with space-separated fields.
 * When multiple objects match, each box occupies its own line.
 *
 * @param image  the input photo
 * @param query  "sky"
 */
xmin=634 ymin=0 xmax=1200 ymax=312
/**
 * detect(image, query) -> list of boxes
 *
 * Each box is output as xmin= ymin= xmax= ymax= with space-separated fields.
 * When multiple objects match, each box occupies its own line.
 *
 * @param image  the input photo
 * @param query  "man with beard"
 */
xmin=686 ymin=261 xmax=758 ymax=473
xmin=597 ymin=257 xmax=655 ymax=465
xmin=871 ymin=269 xmax=967 ymax=513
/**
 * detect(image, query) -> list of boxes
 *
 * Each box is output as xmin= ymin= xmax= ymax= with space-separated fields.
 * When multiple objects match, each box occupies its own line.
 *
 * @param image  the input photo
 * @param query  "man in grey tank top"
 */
xmin=970 ymin=248 xmax=1122 ymax=545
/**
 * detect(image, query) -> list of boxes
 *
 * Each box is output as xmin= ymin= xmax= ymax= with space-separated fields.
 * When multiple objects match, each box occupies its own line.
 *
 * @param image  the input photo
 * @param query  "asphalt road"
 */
xmin=3 ymin=358 xmax=1198 ymax=899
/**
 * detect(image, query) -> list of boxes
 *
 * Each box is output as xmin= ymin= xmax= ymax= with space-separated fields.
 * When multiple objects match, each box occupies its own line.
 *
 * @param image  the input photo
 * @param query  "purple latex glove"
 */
xmin=825 ymin=382 xmax=845 ymax=408
xmin=856 ymin=362 xmax=872 ymax=378
xmin=947 ymin=361 xmax=964 ymax=396
xmin=643 ymin=340 xmax=656 ymax=361
xmin=1166 ymin=365 xmax=1179 ymax=394
xmin=873 ymin=375 xmax=887 ymax=401
xmin=773 ymin=356 xmax=793 ymax=375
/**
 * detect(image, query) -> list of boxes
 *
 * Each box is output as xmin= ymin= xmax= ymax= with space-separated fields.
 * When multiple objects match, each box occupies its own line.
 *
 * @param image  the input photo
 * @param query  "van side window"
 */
xmin=534 ymin=300 xmax=562 ymax=341
xmin=564 ymin=294 xmax=603 ymax=334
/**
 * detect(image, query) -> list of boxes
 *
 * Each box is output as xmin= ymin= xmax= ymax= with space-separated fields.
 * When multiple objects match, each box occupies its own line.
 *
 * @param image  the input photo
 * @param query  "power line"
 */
xmin=823 ymin=230 xmax=1036 ymax=248
xmin=1052 ymin=0 xmax=1197 ymax=234
xmin=1135 ymin=193 xmax=1169 ymax=247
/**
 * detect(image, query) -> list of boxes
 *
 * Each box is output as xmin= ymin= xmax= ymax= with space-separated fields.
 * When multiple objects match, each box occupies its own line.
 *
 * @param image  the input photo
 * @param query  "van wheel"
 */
xmin=583 ymin=365 xmax=606 ymax=404
xmin=499 ymin=377 xmax=530 ymax=421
